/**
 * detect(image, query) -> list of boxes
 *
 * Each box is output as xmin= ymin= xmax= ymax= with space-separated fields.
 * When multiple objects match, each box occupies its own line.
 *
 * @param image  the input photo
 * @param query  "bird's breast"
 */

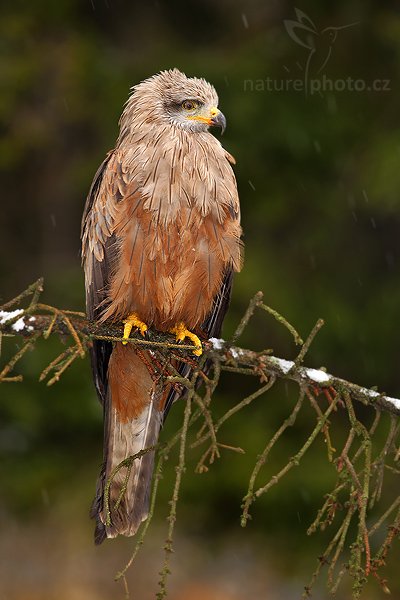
xmin=102 ymin=197 xmax=241 ymax=331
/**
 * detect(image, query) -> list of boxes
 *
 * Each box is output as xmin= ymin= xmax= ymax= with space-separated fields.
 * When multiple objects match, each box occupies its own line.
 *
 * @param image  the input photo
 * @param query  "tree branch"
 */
xmin=1 ymin=303 xmax=399 ymax=417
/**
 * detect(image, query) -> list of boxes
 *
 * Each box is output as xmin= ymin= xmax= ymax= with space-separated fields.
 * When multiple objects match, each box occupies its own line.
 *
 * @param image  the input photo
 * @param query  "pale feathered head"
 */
xmin=119 ymin=68 xmax=226 ymax=137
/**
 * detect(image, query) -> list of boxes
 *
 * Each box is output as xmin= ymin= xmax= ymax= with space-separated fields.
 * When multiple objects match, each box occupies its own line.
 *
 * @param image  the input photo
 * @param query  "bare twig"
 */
xmin=241 ymin=388 xmax=305 ymax=525
xmin=156 ymin=359 xmax=202 ymax=599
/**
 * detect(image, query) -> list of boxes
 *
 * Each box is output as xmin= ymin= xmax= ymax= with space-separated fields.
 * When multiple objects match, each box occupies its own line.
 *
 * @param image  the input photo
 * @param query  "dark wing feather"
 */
xmin=201 ymin=267 xmax=234 ymax=339
xmin=81 ymin=150 xmax=115 ymax=405
xmin=81 ymin=151 xmax=114 ymax=262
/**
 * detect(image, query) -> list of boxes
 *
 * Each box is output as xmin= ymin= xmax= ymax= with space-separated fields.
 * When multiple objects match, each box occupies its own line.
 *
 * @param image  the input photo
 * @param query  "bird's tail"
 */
xmin=90 ymin=343 xmax=162 ymax=544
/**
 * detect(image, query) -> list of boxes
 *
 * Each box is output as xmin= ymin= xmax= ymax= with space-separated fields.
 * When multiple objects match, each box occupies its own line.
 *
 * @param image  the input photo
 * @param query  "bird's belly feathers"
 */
xmin=102 ymin=201 xmax=241 ymax=330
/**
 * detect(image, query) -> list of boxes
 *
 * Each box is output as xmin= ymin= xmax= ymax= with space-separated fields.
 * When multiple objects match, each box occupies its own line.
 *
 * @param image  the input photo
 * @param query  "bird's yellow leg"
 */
xmin=170 ymin=322 xmax=202 ymax=356
xmin=122 ymin=313 xmax=148 ymax=344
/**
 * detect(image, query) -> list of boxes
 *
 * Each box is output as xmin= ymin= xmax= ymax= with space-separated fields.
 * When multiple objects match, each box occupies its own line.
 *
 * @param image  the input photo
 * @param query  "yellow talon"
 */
xmin=170 ymin=322 xmax=202 ymax=356
xmin=122 ymin=313 xmax=148 ymax=344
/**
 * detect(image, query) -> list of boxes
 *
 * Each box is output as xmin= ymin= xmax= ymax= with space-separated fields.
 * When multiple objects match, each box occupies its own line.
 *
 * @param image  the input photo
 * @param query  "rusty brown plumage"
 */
xmin=81 ymin=69 xmax=243 ymax=543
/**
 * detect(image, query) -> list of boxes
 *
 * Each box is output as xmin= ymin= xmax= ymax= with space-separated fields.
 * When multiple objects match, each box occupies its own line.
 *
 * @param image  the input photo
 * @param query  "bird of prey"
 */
xmin=81 ymin=68 xmax=243 ymax=544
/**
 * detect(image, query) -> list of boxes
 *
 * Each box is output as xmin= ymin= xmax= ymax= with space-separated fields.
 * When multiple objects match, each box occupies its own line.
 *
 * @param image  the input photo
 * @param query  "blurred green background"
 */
xmin=1 ymin=1 xmax=400 ymax=598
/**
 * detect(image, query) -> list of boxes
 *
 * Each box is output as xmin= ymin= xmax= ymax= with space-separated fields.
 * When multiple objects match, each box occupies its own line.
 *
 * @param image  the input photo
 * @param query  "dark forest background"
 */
xmin=1 ymin=1 xmax=400 ymax=598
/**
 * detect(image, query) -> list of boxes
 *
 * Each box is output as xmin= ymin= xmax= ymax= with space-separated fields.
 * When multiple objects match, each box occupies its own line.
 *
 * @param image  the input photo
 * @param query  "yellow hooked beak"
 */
xmin=188 ymin=107 xmax=226 ymax=134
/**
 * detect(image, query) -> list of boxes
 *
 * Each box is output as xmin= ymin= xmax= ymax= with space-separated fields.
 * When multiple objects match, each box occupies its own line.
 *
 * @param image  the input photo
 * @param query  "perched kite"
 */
xmin=81 ymin=69 xmax=243 ymax=544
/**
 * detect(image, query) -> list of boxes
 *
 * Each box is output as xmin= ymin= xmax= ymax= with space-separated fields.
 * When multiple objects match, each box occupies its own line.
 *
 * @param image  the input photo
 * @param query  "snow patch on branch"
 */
xmin=385 ymin=396 xmax=400 ymax=410
xmin=0 ymin=310 xmax=33 ymax=332
xmin=270 ymin=357 xmax=295 ymax=374
xmin=0 ymin=309 xmax=23 ymax=324
xmin=209 ymin=337 xmax=225 ymax=350
xmin=12 ymin=317 xmax=30 ymax=332
xmin=365 ymin=389 xmax=400 ymax=411
xmin=305 ymin=368 xmax=330 ymax=384
xmin=230 ymin=347 xmax=244 ymax=360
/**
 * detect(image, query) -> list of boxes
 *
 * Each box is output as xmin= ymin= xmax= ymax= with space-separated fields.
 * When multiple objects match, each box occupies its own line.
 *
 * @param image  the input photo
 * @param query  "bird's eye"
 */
xmin=182 ymin=100 xmax=198 ymax=111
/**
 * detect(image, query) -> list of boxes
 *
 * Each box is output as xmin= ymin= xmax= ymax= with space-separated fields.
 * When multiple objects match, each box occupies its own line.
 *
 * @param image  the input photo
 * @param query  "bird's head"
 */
xmin=166 ymin=94 xmax=226 ymax=134
xmin=122 ymin=69 xmax=226 ymax=136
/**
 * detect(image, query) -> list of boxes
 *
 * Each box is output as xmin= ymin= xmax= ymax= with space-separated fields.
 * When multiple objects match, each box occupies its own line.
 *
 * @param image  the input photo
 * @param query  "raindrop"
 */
xmin=313 ymin=140 xmax=321 ymax=154
xmin=248 ymin=180 xmax=256 ymax=191
xmin=326 ymin=94 xmax=337 ymax=114
xmin=241 ymin=13 xmax=249 ymax=29
xmin=50 ymin=214 xmax=56 ymax=228
xmin=370 ymin=217 xmax=376 ymax=229
xmin=362 ymin=189 xmax=369 ymax=204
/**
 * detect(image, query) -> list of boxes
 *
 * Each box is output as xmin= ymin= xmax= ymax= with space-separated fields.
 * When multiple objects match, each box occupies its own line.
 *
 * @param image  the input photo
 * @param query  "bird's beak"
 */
xmin=209 ymin=107 xmax=226 ymax=134
xmin=188 ymin=107 xmax=227 ymax=134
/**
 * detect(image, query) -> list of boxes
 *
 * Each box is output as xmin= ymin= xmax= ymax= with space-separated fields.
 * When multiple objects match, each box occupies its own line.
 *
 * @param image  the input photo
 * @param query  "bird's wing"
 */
xmin=201 ymin=267 xmax=234 ymax=339
xmin=81 ymin=151 xmax=116 ymax=404
xmin=81 ymin=151 xmax=114 ymax=314
xmin=82 ymin=151 xmax=164 ymax=543
xmin=200 ymin=152 xmax=241 ymax=339
xmin=81 ymin=149 xmax=137 ymax=403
